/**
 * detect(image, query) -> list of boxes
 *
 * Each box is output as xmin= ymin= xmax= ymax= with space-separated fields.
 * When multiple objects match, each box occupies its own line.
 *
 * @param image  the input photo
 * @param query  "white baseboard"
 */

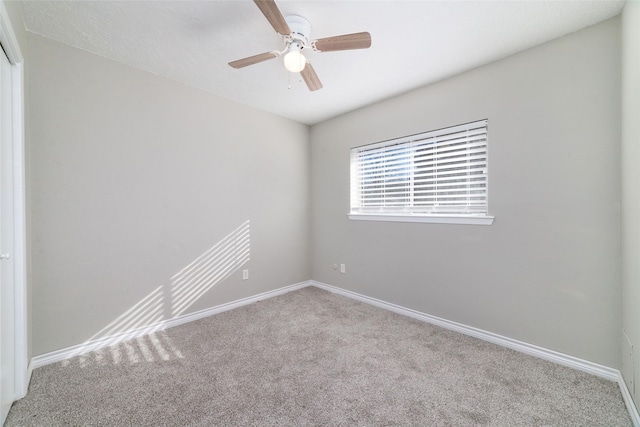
xmin=31 ymin=281 xmax=311 ymax=370
xmin=310 ymin=280 xmax=640 ymax=425
xmin=310 ymin=281 xmax=617 ymax=380
xmin=618 ymin=371 xmax=640 ymax=426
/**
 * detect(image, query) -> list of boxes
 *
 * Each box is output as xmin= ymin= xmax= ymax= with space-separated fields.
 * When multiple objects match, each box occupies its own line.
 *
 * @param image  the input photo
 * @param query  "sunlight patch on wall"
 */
xmin=92 ymin=286 xmax=165 ymax=341
xmin=171 ymin=220 xmax=250 ymax=317
xmin=59 ymin=221 xmax=250 ymax=367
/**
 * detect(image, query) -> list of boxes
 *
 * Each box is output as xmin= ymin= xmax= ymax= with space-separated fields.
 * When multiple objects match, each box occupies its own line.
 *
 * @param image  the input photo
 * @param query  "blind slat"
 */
xmin=358 ymin=161 xmax=487 ymax=181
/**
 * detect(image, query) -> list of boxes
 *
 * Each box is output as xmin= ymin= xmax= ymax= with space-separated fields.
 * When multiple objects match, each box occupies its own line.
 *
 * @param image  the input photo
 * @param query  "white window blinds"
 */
xmin=350 ymin=119 xmax=489 ymax=217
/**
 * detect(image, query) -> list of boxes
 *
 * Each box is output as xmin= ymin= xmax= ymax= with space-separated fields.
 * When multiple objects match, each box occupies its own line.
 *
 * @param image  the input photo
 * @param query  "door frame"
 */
xmin=1 ymin=1 xmax=28 ymax=400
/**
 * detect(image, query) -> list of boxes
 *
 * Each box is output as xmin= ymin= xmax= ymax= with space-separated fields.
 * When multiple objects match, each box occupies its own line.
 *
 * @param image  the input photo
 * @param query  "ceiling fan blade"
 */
xmin=300 ymin=62 xmax=323 ymax=91
xmin=314 ymin=32 xmax=371 ymax=52
xmin=253 ymin=0 xmax=291 ymax=35
xmin=229 ymin=52 xmax=278 ymax=69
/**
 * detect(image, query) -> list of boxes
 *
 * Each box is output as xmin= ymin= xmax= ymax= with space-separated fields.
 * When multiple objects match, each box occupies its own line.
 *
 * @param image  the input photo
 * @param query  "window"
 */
xmin=349 ymin=119 xmax=493 ymax=225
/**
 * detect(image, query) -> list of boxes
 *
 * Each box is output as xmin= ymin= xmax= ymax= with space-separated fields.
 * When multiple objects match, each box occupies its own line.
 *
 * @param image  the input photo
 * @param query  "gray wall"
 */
xmin=310 ymin=18 xmax=621 ymax=367
xmin=621 ymin=0 xmax=640 ymax=406
xmin=28 ymin=34 xmax=310 ymax=355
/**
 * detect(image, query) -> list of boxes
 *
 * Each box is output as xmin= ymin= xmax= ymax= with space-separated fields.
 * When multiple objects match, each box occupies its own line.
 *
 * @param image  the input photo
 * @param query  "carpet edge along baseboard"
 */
xmin=28 ymin=279 xmax=640 ymax=426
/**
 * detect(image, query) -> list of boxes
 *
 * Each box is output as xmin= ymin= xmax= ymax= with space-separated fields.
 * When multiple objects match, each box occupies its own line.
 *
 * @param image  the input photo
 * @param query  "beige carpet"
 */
xmin=6 ymin=287 xmax=632 ymax=426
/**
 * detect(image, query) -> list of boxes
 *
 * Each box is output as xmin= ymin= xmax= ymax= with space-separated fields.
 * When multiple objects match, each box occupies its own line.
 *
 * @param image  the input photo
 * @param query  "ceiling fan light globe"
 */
xmin=284 ymin=50 xmax=306 ymax=73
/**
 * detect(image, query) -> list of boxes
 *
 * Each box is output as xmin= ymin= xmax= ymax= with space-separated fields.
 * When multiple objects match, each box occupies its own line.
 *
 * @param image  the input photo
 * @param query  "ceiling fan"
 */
xmin=228 ymin=0 xmax=372 ymax=91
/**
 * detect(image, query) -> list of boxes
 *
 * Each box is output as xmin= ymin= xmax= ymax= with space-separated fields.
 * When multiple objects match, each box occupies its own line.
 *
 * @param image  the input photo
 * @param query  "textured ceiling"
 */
xmin=19 ymin=0 xmax=624 ymax=125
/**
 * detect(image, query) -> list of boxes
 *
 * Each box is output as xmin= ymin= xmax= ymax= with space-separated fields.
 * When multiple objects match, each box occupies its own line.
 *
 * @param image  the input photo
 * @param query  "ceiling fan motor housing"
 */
xmin=285 ymin=15 xmax=312 ymax=48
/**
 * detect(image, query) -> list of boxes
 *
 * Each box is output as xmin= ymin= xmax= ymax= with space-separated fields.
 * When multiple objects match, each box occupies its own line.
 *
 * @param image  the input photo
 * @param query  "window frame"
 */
xmin=348 ymin=119 xmax=494 ymax=225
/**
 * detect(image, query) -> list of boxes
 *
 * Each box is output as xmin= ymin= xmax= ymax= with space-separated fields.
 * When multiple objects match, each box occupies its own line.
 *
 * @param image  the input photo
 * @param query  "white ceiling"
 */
xmin=18 ymin=0 xmax=624 ymax=125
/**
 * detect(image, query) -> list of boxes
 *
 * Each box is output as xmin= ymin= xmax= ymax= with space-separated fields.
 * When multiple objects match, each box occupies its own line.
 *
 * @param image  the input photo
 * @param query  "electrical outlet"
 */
xmin=340 ymin=264 xmax=346 ymax=274
xmin=242 ymin=269 xmax=249 ymax=280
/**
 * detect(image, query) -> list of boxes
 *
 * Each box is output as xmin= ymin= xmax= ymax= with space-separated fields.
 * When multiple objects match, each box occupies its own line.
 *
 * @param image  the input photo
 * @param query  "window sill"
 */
xmin=348 ymin=214 xmax=494 ymax=225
